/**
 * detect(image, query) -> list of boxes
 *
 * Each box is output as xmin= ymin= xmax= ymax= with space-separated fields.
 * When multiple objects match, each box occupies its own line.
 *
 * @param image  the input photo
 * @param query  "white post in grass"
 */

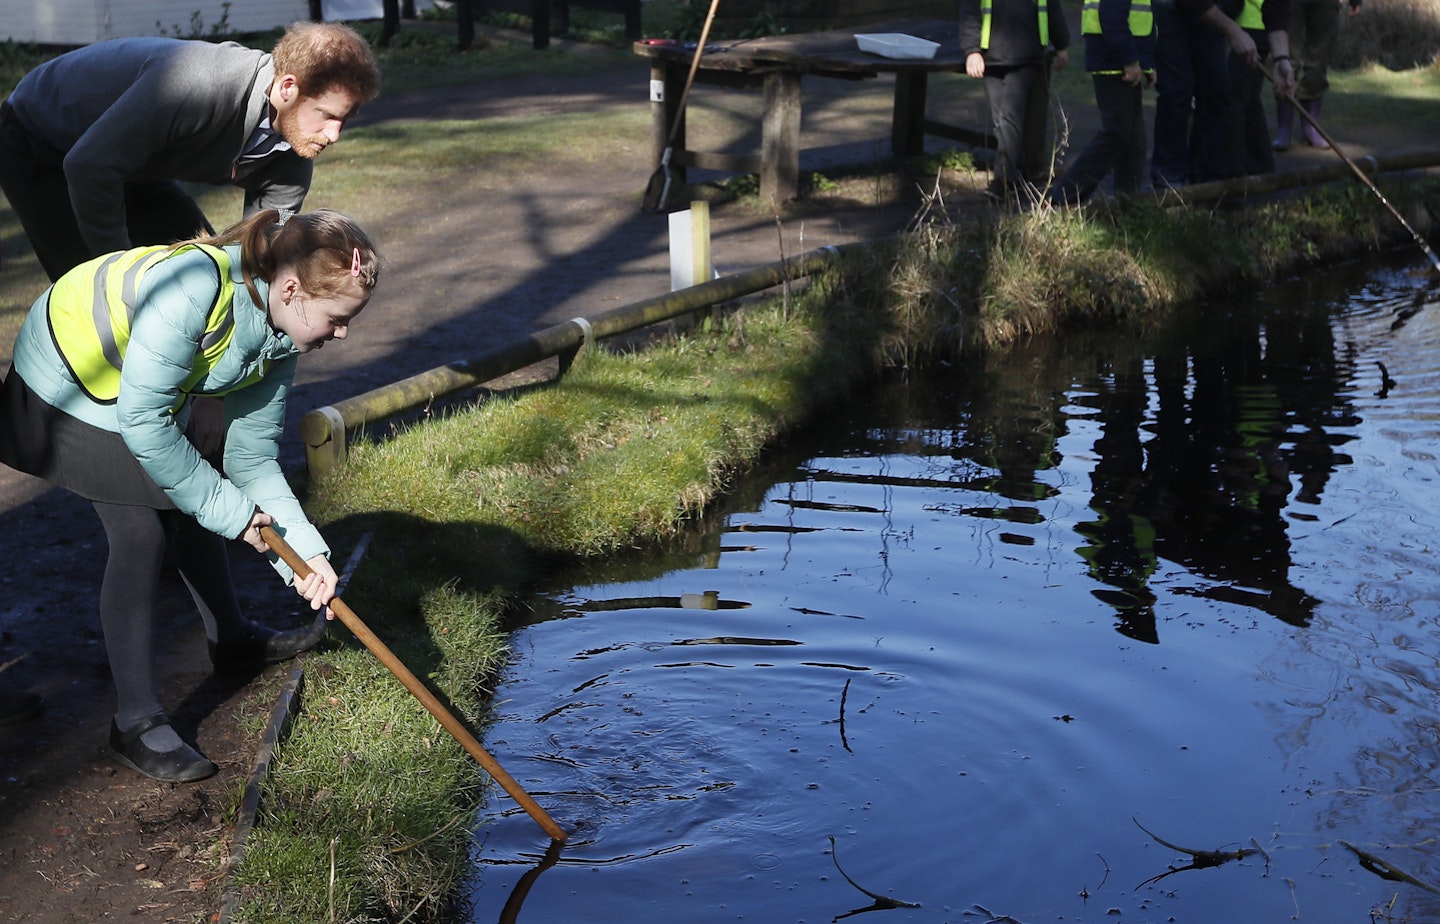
xmin=669 ymin=201 xmax=714 ymax=291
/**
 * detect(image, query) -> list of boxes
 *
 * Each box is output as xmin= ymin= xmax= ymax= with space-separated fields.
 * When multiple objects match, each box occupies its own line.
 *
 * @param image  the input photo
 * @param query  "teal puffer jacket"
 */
xmin=11 ymin=243 xmax=328 ymax=581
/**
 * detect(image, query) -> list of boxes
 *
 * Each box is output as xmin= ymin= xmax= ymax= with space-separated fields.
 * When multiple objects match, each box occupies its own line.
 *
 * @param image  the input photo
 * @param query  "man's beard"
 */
xmin=273 ymin=107 xmax=327 ymax=159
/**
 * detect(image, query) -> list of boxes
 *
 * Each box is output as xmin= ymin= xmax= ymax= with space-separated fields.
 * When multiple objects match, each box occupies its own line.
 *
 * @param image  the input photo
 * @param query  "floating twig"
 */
xmin=1339 ymin=840 xmax=1440 ymax=896
xmin=827 ymin=836 xmax=921 ymax=913
xmin=1132 ymin=817 xmax=1258 ymax=888
xmin=968 ymin=903 xmax=1027 ymax=924
xmin=1080 ymin=852 xmax=1111 ymax=901
xmin=1375 ymin=360 xmax=1397 ymax=398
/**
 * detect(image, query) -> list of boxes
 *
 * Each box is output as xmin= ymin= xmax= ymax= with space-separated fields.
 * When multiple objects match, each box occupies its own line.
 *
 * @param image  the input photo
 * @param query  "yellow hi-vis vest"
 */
xmin=45 ymin=243 xmax=256 ymax=406
xmin=1081 ymin=0 xmax=1154 ymax=39
xmin=980 ymin=0 xmax=1051 ymax=50
xmin=1237 ymin=0 xmax=1264 ymax=30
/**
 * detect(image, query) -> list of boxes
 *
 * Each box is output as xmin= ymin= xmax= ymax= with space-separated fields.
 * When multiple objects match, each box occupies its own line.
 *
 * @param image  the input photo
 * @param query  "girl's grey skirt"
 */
xmin=0 ymin=369 xmax=176 ymax=509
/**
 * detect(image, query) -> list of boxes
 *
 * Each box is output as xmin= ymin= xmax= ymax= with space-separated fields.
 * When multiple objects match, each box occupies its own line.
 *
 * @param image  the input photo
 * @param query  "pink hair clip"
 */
xmin=350 ymin=247 xmax=362 ymax=277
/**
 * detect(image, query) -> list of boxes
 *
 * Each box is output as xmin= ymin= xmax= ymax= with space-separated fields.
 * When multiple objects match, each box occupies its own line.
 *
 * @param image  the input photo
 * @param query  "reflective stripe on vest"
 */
xmin=1237 ymin=0 xmax=1263 ymax=31
xmin=980 ymin=0 xmax=1051 ymax=50
xmin=46 ymin=243 xmax=249 ymax=406
xmin=1081 ymin=0 xmax=1154 ymax=37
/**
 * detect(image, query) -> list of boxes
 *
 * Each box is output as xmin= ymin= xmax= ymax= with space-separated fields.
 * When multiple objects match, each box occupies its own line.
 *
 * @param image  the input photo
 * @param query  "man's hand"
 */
xmin=966 ymin=51 xmax=986 ymax=78
xmin=1053 ymin=48 xmax=1069 ymax=71
xmin=1122 ymin=62 xmax=1143 ymax=86
xmin=1202 ymin=7 xmax=1259 ymax=65
xmin=1271 ymin=56 xmax=1296 ymax=96
xmin=1268 ymin=32 xmax=1296 ymax=96
xmin=1229 ymin=32 xmax=1259 ymax=65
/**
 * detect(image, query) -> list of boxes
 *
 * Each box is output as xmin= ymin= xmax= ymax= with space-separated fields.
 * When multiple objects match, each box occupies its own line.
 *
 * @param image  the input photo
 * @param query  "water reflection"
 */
xmin=465 ymin=255 xmax=1440 ymax=923
xmin=1077 ymin=298 xmax=1350 ymax=638
xmin=568 ymin=591 xmax=750 ymax=613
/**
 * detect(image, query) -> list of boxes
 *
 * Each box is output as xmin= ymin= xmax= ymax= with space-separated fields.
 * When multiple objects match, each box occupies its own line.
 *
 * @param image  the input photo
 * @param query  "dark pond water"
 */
xmin=463 ymin=253 xmax=1440 ymax=923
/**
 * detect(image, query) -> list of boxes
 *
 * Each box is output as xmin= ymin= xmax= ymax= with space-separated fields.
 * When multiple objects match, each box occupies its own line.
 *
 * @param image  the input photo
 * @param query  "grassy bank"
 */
xmin=225 ymin=174 xmax=1440 ymax=922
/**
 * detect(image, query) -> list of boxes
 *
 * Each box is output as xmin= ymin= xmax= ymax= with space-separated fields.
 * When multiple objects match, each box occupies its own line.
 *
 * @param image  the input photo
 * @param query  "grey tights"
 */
xmin=92 ymin=502 xmax=249 ymax=747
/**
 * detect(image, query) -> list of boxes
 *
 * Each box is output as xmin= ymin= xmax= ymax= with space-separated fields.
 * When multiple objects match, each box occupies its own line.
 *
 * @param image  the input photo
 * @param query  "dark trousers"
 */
xmin=1291 ymin=0 xmax=1340 ymax=101
xmin=1051 ymin=74 xmax=1147 ymax=205
xmin=1221 ymin=46 xmax=1275 ymax=178
xmin=982 ymin=61 xmax=1052 ymax=190
xmin=1150 ymin=0 xmax=1231 ymax=186
xmin=0 ymin=102 xmax=211 ymax=283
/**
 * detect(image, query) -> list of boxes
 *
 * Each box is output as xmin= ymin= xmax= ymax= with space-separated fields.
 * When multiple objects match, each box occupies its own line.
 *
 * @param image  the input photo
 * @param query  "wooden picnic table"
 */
xmin=632 ymin=17 xmax=990 ymax=203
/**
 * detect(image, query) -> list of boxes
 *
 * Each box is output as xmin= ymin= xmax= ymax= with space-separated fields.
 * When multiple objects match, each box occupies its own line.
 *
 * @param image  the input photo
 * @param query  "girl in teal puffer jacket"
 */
xmin=0 ymin=209 xmax=378 ymax=782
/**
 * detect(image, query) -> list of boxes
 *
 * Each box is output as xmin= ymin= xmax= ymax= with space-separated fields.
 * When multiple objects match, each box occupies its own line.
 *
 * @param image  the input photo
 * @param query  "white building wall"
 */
xmin=3 ymin=0 xmax=104 ymax=45
xmin=129 ymin=0 xmax=313 ymax=40
xmin=2 ymin=0 xmax=391 ymax=46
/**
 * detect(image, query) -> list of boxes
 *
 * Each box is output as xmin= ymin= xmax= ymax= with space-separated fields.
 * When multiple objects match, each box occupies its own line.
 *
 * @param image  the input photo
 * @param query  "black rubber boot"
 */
xmin=209 ymin=615 xmax=326 ymax=675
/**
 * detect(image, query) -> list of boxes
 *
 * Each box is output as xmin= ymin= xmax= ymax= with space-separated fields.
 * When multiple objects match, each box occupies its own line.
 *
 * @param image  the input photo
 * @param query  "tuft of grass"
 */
xmin=823 ymin=174 xmax=1440 ymax=359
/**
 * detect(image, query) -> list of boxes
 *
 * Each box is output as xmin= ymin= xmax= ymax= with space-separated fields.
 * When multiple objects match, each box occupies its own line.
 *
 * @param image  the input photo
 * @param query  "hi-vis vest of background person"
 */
xmin=1080 ymin=0 xmax=1155 ymax=38
xmin=1237 ymin=0 xmax=1264 ymax=31
xmin=979 ymin=0 xmax=1052 ymax=49
xmin=46 ymin=244 xmax=265 ymax=406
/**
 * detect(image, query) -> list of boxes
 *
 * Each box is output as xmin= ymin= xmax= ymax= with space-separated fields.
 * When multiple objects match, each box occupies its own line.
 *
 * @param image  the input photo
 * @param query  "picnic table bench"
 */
xmin=632 ymin=17 xmax=991 ymax=203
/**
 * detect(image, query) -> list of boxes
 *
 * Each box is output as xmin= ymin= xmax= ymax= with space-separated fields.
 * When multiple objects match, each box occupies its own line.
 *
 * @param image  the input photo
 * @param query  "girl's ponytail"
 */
xmin=176 ymin=209 xmax=378 ymax=308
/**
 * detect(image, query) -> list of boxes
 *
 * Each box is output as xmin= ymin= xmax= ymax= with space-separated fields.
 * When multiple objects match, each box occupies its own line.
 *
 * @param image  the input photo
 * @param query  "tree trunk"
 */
xmin=457 ymin=0 xmax=476 ymax=49
xmin=381 ymin=0 xmax=401 ymax=45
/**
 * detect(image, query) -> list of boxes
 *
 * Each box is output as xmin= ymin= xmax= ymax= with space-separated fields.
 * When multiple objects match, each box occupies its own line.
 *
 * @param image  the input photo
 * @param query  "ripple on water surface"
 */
xmin=465 ymin=257 xmax=1440 ymax=923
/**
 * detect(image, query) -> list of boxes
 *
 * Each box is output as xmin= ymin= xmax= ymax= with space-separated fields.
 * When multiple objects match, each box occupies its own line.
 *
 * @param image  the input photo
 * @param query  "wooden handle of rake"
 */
xmin=1260 ymin=64 xmax=1440 ymax=275
xmin=260 ymin=526 xmax=568 ymax=843
xmin=665 ymin=0 xmax=721 ymax=150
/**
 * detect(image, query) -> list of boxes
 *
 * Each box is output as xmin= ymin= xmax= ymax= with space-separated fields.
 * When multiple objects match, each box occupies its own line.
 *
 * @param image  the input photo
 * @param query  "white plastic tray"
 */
xmin=854 ymin=33 xmax=940 ymax=60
